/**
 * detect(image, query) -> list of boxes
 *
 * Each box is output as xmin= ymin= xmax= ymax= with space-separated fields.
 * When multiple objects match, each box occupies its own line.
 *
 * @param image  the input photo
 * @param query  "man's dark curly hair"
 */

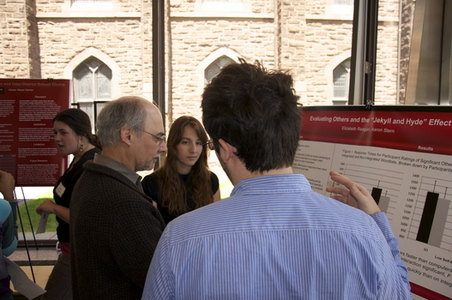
xmin=201 ymin=58 xmax=301 ymax=173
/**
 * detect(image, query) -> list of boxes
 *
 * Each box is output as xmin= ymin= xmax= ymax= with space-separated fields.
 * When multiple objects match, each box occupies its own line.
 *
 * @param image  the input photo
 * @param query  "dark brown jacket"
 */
xmin=70 ymin=161 xmax=165 ymax=300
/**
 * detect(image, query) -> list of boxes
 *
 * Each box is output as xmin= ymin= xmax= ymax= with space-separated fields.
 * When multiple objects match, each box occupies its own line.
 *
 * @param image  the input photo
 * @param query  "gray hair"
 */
xmin=96 ymin=96 xmax=149 ymax=147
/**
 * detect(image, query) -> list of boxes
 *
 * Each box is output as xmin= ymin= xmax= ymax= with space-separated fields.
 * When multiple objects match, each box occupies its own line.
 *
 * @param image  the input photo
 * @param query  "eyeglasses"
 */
xmin=139 ymin=129 xmax=166 ymax=146
xmin=204 ymin=140 xmax=215 ymax=150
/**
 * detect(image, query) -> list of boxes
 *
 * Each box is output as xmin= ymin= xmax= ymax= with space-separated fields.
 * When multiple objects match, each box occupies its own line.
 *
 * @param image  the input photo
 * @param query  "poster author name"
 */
xmin=341 ymin=126 xmax=395 ymax=133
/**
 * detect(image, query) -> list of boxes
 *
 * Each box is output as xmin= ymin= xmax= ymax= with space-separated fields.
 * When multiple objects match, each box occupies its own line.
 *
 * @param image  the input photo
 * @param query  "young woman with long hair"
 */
xmin=142 ymin=116 xmax=220 ymax=224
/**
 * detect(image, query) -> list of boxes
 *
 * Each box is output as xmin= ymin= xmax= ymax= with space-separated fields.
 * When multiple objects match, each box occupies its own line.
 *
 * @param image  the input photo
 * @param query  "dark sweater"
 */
xmin=70 ymin=161 xmax=165 ymax=300
xmin=54 ymin=147 xmax=101 ymax=243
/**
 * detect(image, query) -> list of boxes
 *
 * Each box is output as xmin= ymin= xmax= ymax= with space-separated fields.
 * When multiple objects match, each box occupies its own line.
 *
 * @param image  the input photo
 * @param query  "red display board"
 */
xmin=300 ymin=106 xmax=452 ymax=156
xmin=0 ymin=79 xmax=70 ymax=186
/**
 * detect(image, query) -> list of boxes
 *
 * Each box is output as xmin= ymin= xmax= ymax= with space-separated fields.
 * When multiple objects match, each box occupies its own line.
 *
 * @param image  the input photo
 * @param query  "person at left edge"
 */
xmin=36 ymin=108 xmax=102 ymax=300
xmin=0 ymin=170 xmax=17 ymax=300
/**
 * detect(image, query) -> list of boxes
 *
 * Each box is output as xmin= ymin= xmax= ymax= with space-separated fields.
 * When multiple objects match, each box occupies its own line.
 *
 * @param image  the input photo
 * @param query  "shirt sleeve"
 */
xmin=142 ymin=229 xmax=175 ymax=300
xmin=0 ymin=199 xmax=18 ymax=257
xmin=371 ymin=212 xmax=412 ymax=299
xmin=210 ymin=172 xmax=219 ymax=194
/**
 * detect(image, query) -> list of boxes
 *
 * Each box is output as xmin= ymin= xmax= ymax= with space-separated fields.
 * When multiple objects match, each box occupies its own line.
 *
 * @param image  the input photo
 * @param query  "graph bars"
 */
xmin=337 ymin=163 xmax=403 ymax=216
xmin=409 ymin=177 xmax=452 ymax=251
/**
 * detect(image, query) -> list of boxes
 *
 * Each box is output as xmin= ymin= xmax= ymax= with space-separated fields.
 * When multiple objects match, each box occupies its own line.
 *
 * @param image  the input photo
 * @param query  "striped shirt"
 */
xmin=142 ymin=174 xmax=411 ymax=300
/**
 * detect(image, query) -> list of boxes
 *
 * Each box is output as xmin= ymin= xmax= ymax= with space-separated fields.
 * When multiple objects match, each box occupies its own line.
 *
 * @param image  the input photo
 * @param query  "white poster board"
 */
xmin=294 ymin=106 xmax=452 ymax=300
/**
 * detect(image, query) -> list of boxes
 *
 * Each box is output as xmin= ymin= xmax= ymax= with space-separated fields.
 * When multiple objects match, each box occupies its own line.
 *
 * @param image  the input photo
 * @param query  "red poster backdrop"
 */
xmin=300 ymin=106 xmax=452 ymax=156
xmin=0 ymin=79 xmax=70 ymax=186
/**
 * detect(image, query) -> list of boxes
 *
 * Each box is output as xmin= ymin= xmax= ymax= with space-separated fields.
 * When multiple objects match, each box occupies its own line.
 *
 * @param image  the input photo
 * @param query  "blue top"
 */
xmin=1 ymin=199 xmax=18 ymax=299
xmin=0 ymin=199 xmax=17 ymax=256
xmin=142 ymin=173 xmax=411 ymax=300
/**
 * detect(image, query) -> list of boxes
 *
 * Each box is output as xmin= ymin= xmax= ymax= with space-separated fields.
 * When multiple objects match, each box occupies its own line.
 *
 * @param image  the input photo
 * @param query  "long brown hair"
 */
xmin=155 ymin=116 xmax=213 ymax=216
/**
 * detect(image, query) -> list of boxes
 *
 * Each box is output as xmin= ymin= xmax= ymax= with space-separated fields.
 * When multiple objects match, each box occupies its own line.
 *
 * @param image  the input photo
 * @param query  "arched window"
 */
xmin=333 ymin=58 xmax=351 ymax=103
xmin=73 ymin=56 xmax=112 ymax=128
xmin=73 ymin=56 xmax=111 ymax=101
xmin=204 ymin=56 xmax=234 ymax=84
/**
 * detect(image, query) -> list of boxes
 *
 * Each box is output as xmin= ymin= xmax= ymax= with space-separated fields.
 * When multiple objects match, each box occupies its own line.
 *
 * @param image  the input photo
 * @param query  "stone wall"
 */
xmin=38 ymin=18 xmax=144 ymax=92
xmin=0 ymin=0 xmax=409 ymax=195
xmin=1 ymin=0 xmax=404 ymax=118
xmin=168 ymin=16 xmax=276 ymax=121
xmin=0 ymin=0 xmax=154 ymax=98
xmin=398 ymin=0 xmax=415 ymax=105
xmin=27 ymin=0 xmax=41 ymax=78
xmin=0 ymin=0 xmax=30 ymax=77
xmin=167 ymin=0 xmax=276 ymax=123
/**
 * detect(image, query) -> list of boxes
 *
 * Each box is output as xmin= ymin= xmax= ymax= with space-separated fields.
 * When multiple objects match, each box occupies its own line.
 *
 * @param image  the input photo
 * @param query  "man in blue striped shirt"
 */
xmin=142 ymin=59 xmax=411 ymax=299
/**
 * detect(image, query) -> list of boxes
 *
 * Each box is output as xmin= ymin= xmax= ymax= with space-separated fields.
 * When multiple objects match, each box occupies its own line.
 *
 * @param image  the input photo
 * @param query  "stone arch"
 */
xmin=63 ymin=47 xmax=121 ymax=101
xmin=196 ymin=47 xmax=241 ymax=95
xmin=324 ymin=52 xmax=351 ymax=104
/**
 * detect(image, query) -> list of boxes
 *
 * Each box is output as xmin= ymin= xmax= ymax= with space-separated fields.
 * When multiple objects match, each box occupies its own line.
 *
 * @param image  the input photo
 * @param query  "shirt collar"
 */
xmin=230 ymin=173 xmax=309 ymax=197
xmin=93 ymin=153 xmax=142 ymax=189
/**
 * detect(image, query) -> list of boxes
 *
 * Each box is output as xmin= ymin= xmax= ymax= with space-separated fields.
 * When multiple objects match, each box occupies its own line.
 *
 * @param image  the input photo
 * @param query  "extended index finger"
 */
xmin=329 ymin=171 xmax=380 ymax=215
xmin=329 ymin=171 xmax=371 ymax=196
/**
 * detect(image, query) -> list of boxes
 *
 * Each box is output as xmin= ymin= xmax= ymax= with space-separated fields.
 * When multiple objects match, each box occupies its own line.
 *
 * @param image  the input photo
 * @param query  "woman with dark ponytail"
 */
xmin=36 ymin=108 xmax=101 ymax=300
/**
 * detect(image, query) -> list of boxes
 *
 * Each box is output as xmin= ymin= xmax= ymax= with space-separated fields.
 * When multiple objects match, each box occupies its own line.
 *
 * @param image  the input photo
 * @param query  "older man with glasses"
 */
xmin=70 ymin=96 xmax=167 ymax=300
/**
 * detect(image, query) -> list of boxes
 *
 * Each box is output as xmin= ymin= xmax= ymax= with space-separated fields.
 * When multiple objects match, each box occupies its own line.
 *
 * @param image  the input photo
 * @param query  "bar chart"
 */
xmin=408 ymin=176 xmax=452 ymax=251
xmin=331 ymin=163 xmax=404 ymax=216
